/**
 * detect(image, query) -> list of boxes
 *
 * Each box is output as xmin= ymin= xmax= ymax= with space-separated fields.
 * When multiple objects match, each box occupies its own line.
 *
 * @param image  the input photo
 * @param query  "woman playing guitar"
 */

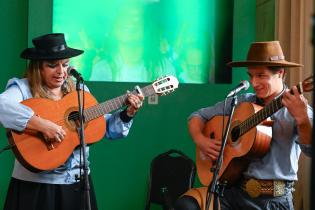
xmin=0 ymin=33 xmax=144 ymax=210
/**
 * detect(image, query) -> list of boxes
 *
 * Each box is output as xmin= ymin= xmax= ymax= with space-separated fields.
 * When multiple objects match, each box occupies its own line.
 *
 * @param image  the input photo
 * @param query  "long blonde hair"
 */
xmin=25 ymin=60 xmax=75 ymax=99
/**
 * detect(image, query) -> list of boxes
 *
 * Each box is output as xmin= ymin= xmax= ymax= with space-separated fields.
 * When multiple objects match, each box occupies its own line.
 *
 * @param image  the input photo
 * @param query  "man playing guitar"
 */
xmin=175 ymin=41 xmax=312 ymax=210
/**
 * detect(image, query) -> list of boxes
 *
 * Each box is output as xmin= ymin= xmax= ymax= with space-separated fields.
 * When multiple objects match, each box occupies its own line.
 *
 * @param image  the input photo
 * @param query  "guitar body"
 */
xmin=196 ymin=102 xmax=272 ymax=186
xmin=8 ymin=91 xmax=106 ymax=172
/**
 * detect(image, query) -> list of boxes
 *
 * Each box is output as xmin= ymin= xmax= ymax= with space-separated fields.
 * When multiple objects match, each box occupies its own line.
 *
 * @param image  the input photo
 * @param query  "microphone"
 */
xmin=226 ymin=80 xmax=250 ymax=98
xmin=67 ymin=66 xmax=84 ymax=81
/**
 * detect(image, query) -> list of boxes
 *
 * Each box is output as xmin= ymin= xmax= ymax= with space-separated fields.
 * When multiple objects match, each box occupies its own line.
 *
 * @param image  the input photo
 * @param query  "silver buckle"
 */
xmin=273 ymin=181 xmax=286 ymax=197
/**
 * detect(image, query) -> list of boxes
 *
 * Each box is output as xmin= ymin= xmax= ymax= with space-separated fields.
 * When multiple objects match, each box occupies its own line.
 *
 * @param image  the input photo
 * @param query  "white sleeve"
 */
xmin=0 ymin=85 xmax=34 ymax=131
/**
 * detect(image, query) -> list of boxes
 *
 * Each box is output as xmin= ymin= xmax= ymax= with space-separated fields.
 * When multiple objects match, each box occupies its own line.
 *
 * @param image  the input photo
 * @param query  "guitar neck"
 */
xmin=238 ymin=83 xmax=303 ymax=136
xmin=238 ymin=96 xmax=283 ymax=136
xmin=84 ymin=84 xmax=155 ymax=122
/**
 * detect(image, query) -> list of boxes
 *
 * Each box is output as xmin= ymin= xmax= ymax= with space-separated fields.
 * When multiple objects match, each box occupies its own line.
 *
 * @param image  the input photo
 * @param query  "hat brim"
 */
xmin=20 ymin=47 xmax=84 ymax=60
xmin=227 ymin=60 xmax=303 ymax=68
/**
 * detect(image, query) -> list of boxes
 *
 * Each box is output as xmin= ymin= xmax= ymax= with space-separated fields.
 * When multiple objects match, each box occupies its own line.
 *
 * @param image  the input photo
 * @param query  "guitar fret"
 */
xmin=275 ymin=100 xmax=279 ymax=110
xmin=251 ymin=117 xmax=255 ymax=129
xmin=256 ymin=113 xmax=261 ymax=124
xmin=244 ymin=119 xmax=249 ymax=131
xmin=245 ymin=119 xmax=249 ymax=133
xmin=101 ymin=104 xmax=107 ymax=114
xmin=84 ymin=110 xmax=90 ymax=121
xmin=266 ymin=105 xmax=270 ymax=116
xmin=238 ymin=95 xmax=286 ymax=137
xmin=272 ymin=102 xmax=276 ymax=113
xmin=109 ymin=101 xmax=115 ymax=111
xmin=104 ymin=103 xmax=111 ymax=113
xmin=277 ymin=98 xmax=282 ymax=110
xmin=254 ymin=115 xmax=258 ymax=126
xmin=113 ymin=98 xmax=119 ymax=109
xmin=98 ymin=104 xmax=104 ymax=116
xmin=118 ymin=95 xmax=127 ymax=107
xmin=96 ymin=104 xmax=102 ymax=116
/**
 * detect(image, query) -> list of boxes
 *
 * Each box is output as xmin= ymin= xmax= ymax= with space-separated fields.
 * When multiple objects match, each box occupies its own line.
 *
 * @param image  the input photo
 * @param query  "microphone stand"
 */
xmin=205 ymin=95 xmax=238 ymax=210
xmin=75 ymin=78 xmax=91 ymax=210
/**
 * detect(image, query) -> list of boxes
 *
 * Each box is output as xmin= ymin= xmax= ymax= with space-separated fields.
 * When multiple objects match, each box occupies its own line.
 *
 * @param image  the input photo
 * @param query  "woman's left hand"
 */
xmin=126 ymin=91 xmax=144 ymax=117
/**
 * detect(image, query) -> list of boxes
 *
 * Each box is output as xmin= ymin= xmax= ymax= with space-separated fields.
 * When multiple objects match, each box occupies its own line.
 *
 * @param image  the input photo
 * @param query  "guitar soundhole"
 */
xmin=210 ymin=132 xmax=215 ymax=139
xmin=65 ymin=110 xmax=87 ymax=131
xmin=231 ymin=126 xmax=240 ymax=142
xmin=68 ymin=111 xmax=86 ymax=126
xmin=68 ymin=111 xmax=80 ymax=122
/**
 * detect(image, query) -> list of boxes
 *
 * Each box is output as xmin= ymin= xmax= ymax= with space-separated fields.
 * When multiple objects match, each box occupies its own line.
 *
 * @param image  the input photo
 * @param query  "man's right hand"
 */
xmin=195 ymin=134 xmax=222 ymax=161
xmin=188 ymin=116 xmax=222 ymax=161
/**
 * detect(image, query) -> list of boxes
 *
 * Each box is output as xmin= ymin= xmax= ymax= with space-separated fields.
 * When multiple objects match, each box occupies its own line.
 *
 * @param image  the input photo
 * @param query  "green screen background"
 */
xmin=53 ymin=0 xmax=233 ymax=84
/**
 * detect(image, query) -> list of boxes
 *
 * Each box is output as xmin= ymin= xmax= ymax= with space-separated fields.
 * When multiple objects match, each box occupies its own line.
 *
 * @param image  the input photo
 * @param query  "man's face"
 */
xmin=247 ymin=66 xmax=284 ymax=103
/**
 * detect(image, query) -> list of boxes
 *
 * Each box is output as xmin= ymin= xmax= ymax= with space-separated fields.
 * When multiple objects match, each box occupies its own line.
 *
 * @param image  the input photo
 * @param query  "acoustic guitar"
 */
xmin=196 ymin=76 xmax=313 ymax=186
xmin=8 ymin=75 xmax=179 ymax=172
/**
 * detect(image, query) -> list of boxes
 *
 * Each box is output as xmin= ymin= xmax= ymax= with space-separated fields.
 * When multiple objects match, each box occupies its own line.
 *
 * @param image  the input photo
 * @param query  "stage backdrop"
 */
xmin=53 ymin=0 xmax=233 ymax=84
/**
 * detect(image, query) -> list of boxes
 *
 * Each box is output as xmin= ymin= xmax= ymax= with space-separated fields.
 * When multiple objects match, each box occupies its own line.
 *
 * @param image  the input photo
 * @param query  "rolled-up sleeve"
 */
xmin=297 ymin=105 xmax=313 ymax=157
xmin=0 ymin=84 xmax=34 ymax=131
xmin=104 ymin=111 xmax=133 ymax=139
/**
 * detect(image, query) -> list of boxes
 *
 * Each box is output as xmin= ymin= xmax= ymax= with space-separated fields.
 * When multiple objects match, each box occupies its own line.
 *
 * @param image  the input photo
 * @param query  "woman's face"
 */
xmin=41 ymin=59 xmax=69 ymax=90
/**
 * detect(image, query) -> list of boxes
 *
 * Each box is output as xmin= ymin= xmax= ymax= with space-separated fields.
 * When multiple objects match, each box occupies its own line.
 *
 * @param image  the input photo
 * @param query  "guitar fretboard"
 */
xmin=237 ymin=96 xmax=283 ymax=136
xmin=236 ymin=83 xmax=303 ymax=137
xmin=84 ymin=85 xmax=155 ymax=122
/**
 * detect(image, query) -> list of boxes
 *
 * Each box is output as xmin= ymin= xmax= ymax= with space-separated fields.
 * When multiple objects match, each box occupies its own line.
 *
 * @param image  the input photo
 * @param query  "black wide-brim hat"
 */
xmin=20 ymin=33 xmax=83 ymax=60
xmin=227 ymin=41 xmax=303 ymax=68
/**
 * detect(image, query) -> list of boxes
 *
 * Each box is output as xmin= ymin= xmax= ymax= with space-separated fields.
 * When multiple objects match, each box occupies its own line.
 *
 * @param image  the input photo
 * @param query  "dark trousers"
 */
xmin=4 ymin=177 xmax=98 ymax=210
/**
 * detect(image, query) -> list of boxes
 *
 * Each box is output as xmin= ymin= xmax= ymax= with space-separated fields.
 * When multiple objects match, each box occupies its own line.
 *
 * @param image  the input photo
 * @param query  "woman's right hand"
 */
xmin=27 ymin=115 xmax=66 ymax=143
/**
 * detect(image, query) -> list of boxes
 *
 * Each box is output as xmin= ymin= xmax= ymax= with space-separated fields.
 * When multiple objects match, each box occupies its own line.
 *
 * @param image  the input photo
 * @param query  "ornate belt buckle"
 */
xmin=245 ymin=179 xmax=261 ymax=198
xmin=273 ymin=181 xmax=285 ymax=197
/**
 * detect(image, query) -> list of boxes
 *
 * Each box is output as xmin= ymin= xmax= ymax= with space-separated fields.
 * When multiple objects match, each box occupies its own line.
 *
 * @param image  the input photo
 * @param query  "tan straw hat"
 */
xmin=227 ymin=41 xmax=303 ymax=68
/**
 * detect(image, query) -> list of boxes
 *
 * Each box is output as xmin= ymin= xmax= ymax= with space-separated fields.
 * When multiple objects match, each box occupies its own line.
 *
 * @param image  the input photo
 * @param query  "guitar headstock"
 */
xmin=295 ymin=75 xmax=313 ymax=94
xmin=300 ymin=75 xmax=313 ymax=93
xmin=152 ymin=75 xmax=179 ymax=96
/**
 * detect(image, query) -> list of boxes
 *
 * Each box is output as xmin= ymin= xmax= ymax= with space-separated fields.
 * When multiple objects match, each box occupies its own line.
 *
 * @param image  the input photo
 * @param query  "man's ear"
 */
xmin=279 ymin=68 xmax=285 ymax=78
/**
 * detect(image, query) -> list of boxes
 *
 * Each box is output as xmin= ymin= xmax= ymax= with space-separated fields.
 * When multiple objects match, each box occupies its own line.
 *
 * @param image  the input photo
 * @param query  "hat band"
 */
xmin=269 ymin=55 xmax=285 ymax=61
xmin=37 ymin=44 xmax=67 ymax=53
